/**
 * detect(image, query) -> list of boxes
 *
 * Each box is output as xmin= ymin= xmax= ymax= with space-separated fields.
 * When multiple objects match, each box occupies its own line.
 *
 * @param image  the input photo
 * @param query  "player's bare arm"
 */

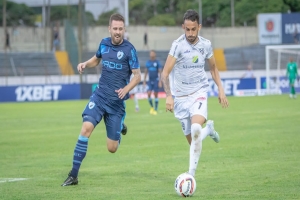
xmin=158 ymin=68 xmax=162 ymax=88
xmin=143 ymin=68 xmax=148 ymax=86
xmin=161 ymin=55 xmax=176 ymax=112
xmin=207 ymin=56 xmax=229 ymax=108
xmin=115 ymin=68 xmax=141 ymax=99
xmin=77 ymin=55 xmax=101 ymax=74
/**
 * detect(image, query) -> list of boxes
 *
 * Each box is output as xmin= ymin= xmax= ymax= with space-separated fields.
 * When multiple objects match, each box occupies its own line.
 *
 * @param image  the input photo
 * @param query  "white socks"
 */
xmin=200 ymin=126 xmax=211 ymax=141
xmin=188 ymin=123 xmax=202 ymax=177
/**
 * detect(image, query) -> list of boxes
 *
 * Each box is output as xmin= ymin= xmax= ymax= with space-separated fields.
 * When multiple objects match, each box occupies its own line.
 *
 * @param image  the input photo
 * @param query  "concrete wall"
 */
xmin=0 ymin=26 xmax=258 ymax=52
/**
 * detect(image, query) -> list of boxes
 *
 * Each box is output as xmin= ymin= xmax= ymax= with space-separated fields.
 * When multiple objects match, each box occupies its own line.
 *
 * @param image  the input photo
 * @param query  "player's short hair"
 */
xmin=183 ymin=10 xmax=199 ymax=24
xmin=109 ymin=13 xmax=125 ymax=25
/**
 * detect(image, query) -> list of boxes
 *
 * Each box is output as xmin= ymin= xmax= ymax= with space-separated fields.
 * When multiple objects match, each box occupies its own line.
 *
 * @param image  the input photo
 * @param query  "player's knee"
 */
xmin=106 ymin=140 xmax=119 ymax=153
xmin=80 ymin=122 xmax=94 ymax=137
xmin=107 ymin=144 xmax=118 ymax=153
xmin=191 ymin=123 xmax=202 ymax=138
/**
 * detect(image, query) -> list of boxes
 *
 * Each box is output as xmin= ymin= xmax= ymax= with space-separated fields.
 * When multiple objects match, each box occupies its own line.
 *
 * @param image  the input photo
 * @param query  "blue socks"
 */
xmin=148 ymin=98 xmax=153 ymax=107
xmin=154 ymin=98 xmax=159 ymax=111
xmin=70 ymin=135 xmax=88 ymax=177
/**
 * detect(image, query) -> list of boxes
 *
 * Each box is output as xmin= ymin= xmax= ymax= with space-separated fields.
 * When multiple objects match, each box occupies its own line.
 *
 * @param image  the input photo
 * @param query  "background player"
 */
xmin=61 ymin=13 xmax=141 ymax=186
xmin=286 ymin=57 xmax=298 ymax=98
xmin=161 ymin=10 xmax=229 ymax=178
xmin=143 ymin=50 xmax=162 ymax=115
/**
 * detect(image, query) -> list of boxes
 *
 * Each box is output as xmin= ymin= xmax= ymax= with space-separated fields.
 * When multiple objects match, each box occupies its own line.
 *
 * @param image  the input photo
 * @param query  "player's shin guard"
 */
xmin=188 ymin=124 xmax=202 ymax=177
xmin=70 ymin=135 xmax=89 ymax=177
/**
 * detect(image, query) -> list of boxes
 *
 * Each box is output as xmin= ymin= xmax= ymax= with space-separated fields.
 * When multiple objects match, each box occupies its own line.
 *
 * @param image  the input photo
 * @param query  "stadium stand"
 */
xmin=224 ymin=45 xmax=266 ymax=71
xmin=0 ymin=52 xmax=61 ymax=76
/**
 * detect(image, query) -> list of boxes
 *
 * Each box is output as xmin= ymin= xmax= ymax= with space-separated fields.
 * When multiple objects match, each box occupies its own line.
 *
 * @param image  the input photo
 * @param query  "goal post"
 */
xmin=265 ymin=45 xmax=300 ymax=95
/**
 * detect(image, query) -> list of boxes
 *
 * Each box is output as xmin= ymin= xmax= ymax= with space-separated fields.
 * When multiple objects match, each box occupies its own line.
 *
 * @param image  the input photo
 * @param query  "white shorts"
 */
xmin=174 ymin=90 xmax=208 ymax=135
xmin=129 ymin=86 xmax=139 ymax=95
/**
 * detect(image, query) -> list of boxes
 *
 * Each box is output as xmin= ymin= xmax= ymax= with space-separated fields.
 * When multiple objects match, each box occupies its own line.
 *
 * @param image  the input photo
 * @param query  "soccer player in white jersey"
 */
xmin=161 ymin=9 xmax=229 ymax=177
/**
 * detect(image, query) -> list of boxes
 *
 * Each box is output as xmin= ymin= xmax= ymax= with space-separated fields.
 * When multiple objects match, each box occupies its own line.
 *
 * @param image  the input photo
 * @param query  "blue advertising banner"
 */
xmin=261 ymin=77 xmax=300 ymax=93
xmin=0 ymin=84 xmax=81 ymax=102
xmin=208 ymin=78 xmax=256 ymax=96
xmin=281 ymin=13 xmax=300 ymax=44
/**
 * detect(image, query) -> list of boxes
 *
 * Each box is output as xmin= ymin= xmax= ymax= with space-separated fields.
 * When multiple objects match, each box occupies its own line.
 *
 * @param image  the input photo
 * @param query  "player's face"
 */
xmin=150 ymin=51 xmax=156 ymax=60
xmin=109 ymin=20 xmax=125 ymax=45
xmin=182 ymin=20 xmax=201 ymax=44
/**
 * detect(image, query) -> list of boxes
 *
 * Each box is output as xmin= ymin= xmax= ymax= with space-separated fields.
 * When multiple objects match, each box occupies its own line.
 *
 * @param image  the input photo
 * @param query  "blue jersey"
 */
xmin=95 ymin=37 xmax=140 ymax=101
xmin=145 ymin=60 xmax=162 ymax=81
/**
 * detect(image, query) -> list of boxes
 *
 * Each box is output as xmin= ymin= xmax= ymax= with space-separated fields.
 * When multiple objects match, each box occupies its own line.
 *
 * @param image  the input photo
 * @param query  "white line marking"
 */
xmin=0 ymin=178 xmax=29 ymax=183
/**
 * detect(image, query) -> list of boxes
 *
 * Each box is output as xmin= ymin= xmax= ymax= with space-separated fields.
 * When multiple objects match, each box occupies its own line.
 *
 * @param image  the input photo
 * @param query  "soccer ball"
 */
xmin=174 ymin=172 xmax=196 ymax=197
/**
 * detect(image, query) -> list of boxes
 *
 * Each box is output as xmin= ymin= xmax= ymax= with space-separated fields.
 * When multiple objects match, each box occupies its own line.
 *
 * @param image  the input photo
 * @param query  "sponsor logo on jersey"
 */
xmin=198 ymin=48 xmax=204 ymax=55
xmin=184 ymin=49 xmax=190 ymax=54
xmin=192 ymin=56 xmax=198 ymax=63
xmin=153 ymin=62 xmax=157 ymax=67
xmin=117 ymin=51 xmax=124 ymax=60
xmin=88 ymin=101 xmax=95 ymax=109
xmin=196 ymin=96 xmax=206 ymax=101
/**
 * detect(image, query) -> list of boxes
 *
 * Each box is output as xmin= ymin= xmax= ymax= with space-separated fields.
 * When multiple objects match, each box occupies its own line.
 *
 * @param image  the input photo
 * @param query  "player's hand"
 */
xmin=218 ymin=89 xmax=229 ymax=108
xmin=77 ymin=62 xmax=86 ymax=74
xmin=115 ymin=88 xmax=128 ymax=99
xmin=165 ymin=95 xmax=174 ymax=113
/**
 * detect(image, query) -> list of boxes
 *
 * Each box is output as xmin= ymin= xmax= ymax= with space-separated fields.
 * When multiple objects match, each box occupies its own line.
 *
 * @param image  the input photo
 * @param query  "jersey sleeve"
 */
xmin=169 ymin=41 xmax=180 ymax=59
xmin=95 ymin=41 xmax=103 ymax=58
xmin=129 ymin=47 xmax=140 ymax=69
xmin=145 ymin=60 xmax=150 ymax=69
xmin=157 ymin=60 xmax=162 ymax=69
xmin=206 ymin=41 xmax=213 ymax=59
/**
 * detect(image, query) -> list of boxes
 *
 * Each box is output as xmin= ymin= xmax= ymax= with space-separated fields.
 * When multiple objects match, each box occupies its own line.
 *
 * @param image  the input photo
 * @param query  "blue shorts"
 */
xmin=82 ymin=94 xmax=126 ymax=141
xmin=147 ymin=80 xmax=159 ymax=92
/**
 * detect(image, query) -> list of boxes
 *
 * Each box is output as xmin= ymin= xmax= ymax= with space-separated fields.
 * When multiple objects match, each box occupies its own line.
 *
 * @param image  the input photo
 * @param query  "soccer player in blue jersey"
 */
xmin=61 ymin=13 xmax=141 ymax=186
xmin=143 ymin=50 xmax=162 ymax=115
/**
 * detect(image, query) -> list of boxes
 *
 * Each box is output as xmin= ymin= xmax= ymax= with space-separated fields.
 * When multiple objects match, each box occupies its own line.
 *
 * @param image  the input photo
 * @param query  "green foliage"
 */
xmin=0 ymin=1 xmax=35 ymax=26
xmin=97 ymin=8 xmax=118 ymax=26
xmin=147 ymin=14 xmax=176 ymax=26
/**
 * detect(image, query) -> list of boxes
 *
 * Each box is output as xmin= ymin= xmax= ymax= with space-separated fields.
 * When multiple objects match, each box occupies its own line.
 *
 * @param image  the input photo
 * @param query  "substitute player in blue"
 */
xmin=143 ymin=50 xmax=162 ymax=115
xmin=61 ymin=13 xmax=141 ymax=186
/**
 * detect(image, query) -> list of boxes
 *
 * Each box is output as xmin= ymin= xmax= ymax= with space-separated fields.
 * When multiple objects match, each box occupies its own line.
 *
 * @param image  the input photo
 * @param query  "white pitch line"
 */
xmin=0 ymin=178 xmax=29 ymax=183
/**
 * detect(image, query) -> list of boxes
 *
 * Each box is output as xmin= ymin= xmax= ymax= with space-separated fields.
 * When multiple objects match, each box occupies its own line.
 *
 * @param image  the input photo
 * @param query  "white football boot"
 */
xmin=206 ymin=120 xmax=220 ymax=143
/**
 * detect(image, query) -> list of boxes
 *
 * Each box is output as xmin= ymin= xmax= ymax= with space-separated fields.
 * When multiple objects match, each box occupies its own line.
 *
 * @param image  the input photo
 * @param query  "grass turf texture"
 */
xmin=0 ymin=95 xmax=299 ymax=199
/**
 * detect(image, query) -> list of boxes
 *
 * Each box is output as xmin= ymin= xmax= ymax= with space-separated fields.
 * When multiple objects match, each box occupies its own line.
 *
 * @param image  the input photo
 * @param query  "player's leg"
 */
xmin=61 ymin=97 xmax=103 ymax=186
xmin=133 ymin=94 xmax=139 ymax=111
xmin=152 ymin=80 xmax=159 ymax=115
xmin=187 ymin=92 xmax=219 ymax=177
xmin=104 ymin=112 xmax=125 ymax=153
xmin=147 ymin=81 xmax=154 ymax=114
xmin=290 ymin=78 xmax=296 ymax=98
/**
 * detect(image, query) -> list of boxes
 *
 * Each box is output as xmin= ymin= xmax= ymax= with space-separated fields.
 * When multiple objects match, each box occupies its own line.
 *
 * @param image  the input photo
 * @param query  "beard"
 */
xmin=111 ymin=34 xmax=123 ymax=45
xmin=187 ymin=36 xmax=197 ymax=44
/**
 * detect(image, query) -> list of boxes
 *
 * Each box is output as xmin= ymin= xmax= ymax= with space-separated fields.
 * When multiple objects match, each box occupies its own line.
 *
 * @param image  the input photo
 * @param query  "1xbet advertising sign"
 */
xmin=260 ymin=77 xmax=300 ymax=93
xmin=0 ymin=84 xmax=81 ymax=102
xmin=281 ymin=13 xmax=300 ymax=44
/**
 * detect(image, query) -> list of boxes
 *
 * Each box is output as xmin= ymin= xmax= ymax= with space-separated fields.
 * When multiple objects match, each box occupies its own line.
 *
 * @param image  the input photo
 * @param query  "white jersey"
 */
xmin=168 ymin=34 xmax=213 ymax=96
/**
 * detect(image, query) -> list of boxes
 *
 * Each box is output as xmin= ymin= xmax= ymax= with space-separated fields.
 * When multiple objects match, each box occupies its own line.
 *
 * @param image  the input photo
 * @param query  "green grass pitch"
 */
xmin=0 ymin=95 xmax=300 ymax=199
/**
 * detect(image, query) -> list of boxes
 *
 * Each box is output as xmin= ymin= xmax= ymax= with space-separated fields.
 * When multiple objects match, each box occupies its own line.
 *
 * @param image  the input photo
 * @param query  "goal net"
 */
xmin=265 ymin=45 xmax=300 ymax=95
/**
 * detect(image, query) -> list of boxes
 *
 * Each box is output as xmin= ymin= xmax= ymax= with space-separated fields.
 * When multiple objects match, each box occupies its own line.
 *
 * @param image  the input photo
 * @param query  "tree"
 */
xmin=0 ymin=1 xmax=35 ymax=26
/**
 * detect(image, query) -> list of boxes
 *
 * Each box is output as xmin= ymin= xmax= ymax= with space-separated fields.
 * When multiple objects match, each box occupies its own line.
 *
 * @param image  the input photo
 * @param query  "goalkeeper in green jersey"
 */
xmin=286 ymin=57 xmax=298 ymax=98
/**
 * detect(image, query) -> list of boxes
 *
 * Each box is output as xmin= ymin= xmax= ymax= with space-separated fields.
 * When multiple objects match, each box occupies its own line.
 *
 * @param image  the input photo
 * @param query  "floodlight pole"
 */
xmin=3 ymin=0 xmax=6 ymax=31
xmin=78 ymin=0 xmax=83 ymax=83
xmin=198 ymin=0 xmax=202 ymax=24
xmin=231 ymin=0 xmax=235 ymax=27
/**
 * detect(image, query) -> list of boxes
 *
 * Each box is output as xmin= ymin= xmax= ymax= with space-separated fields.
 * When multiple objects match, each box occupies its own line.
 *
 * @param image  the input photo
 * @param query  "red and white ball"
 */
xmin=174 ymin=172 xmax=196 ymax=197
